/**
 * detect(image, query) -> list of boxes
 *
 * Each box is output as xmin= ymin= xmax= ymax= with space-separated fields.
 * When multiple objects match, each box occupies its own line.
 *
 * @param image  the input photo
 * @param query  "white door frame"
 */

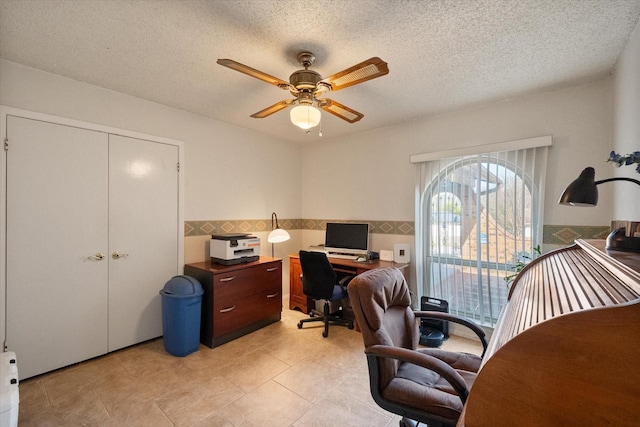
xmin=0 ymin=105 xmax=185 ymax=353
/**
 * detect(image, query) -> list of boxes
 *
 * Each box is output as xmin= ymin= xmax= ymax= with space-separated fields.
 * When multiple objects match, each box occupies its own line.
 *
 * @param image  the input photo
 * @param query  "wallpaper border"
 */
xmin=185 ymin=219 xmax=610 ymax=244
xmin=185 ymin=219 xmax=414 ymax=237
xmin=542 ymin=225 xmax=610 ymax=245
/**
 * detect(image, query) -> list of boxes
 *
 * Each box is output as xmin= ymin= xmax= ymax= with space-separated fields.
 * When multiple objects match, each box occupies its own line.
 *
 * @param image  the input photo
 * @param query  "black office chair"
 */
xmin=297 ymin=250 xmax=355 ymax=337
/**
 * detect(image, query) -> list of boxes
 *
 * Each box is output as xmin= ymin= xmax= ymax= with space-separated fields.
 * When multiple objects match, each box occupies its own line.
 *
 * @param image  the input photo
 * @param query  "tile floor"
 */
xmin=17 ymin=305 xmax=484 ymax=427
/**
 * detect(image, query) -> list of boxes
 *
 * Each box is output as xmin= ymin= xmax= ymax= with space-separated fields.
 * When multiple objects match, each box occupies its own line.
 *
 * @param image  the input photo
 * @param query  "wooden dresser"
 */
xmin=457 ymin=240 xmax=640 ymax=426
xmin=184 ymin=257 xmax=282 ymax=348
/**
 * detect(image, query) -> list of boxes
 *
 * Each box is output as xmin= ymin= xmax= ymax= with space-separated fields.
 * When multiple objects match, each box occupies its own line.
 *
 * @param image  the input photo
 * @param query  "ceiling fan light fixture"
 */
xmin=217 ymin=52 xmax=388 ymax=129
xmin=290 ymin=104 xmax=321 ymax=129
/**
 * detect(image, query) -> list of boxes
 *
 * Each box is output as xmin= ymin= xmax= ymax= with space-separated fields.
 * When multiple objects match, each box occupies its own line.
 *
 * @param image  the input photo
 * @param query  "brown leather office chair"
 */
xmin=348 ymin=267 xmax=488 ymax=427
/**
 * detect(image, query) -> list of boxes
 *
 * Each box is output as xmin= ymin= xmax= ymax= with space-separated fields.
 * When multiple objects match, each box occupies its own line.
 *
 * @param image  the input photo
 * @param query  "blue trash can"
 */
xmin=160 ymin=275 xmax=204 ymax=357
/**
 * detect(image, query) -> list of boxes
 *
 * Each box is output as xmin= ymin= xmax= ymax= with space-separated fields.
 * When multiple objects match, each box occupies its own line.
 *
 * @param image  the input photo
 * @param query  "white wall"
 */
xmin=0 ymin=59 xmax=303 ymax=258
xmin=0 ymin=59 xmax=302 ymax=221
xmin=613 ymin=17 xmax=640 ymax=220
xmin=300 ymin=79 xmax=614 ymax=292
xmin=302 ymin=79 xmax=614 ymax=258
xmin=0 ymin=59 xmax=621 ymax=243
xmin=302 ymin=79 xmax=614 ymax=227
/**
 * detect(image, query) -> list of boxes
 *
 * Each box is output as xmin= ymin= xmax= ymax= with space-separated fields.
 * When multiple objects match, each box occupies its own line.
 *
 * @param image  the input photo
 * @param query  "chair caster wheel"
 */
xmin=322 ymin=331 xmax=328 ymax=338
xmin=297 ymin=322 xmax=302 ymax=329
xmin=348 ymin=324 xmax=354 ymax=330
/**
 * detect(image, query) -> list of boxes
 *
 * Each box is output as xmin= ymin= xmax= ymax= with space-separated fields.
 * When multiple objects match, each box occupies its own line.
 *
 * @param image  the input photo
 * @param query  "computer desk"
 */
xmin=288 ymin=254 xmax=410 ymax=313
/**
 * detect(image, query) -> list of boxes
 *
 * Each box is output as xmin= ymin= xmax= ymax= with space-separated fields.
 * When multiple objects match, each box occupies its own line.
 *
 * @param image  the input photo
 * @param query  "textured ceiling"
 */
xmin=1 ymin=0 xmax=640 ymax=143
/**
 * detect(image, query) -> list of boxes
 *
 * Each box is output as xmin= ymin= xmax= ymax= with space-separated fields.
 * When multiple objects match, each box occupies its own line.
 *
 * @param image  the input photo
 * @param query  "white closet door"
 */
xmin=6 ymin=116 xmax=109 ymax=379
xmin=108 ymin=135 xmax=179 ymax=351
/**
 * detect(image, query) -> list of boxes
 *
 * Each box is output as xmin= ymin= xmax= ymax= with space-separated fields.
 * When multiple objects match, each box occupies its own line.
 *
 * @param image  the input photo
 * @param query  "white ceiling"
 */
xmin=1 ymin=1 xmax=640 ymax=144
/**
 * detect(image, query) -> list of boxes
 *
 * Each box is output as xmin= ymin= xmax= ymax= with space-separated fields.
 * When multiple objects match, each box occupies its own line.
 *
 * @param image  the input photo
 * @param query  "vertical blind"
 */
xmin=412 ymin=136 xmax=551 ymax=326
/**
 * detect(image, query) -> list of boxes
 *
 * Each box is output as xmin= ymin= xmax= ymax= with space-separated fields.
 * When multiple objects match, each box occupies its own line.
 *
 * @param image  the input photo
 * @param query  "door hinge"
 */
xmin=177 ymin=162 xmax=180 ymax=172
xmin=4 ymin=138 xmax=7 ymax=151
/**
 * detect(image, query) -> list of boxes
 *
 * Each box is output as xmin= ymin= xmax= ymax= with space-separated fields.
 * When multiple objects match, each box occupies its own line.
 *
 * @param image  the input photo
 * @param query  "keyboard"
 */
xmin=326 ymin=253 xmax=359 ymax=260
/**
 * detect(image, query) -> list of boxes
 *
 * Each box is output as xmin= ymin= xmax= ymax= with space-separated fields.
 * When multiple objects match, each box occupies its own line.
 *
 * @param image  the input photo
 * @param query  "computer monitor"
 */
xmin=324 ymin=222 xmax=370 ymax=257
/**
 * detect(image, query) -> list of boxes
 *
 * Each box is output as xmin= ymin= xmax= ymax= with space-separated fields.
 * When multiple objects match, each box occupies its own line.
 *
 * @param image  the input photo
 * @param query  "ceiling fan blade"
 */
xmin=319 ymin=57 xmax=389 ymax=92
xmin=217 ymin=58 xmax=290 ymax=88
xmin=250 ymin=99 xmax=294 ymax=118
xmin=319 ymin=99 xmax=364 ymax=123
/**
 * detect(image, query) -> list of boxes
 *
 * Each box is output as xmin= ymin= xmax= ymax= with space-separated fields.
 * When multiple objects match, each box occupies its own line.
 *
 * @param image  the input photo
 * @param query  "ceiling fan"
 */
xmin=217 ymin=52 xmax=389 ymax=129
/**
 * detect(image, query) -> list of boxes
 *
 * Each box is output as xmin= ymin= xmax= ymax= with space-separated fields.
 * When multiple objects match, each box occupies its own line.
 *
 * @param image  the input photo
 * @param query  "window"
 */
xmin=412 ymin=137 xmax=551 ymax=326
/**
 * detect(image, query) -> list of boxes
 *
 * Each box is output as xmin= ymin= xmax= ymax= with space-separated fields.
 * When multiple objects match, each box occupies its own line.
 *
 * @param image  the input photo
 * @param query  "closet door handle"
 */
xmin=219 ymin=306 xmax=236 ymax=313
xmin=219 ymin=276 xmax=235 ymax=282
xmin=266 ymin=267 xmax=279 ymax=272
xmin=266 ymin=292 xmax=279 ymax=298
xmin=88 ymin=253 xmax=105 ymax=261
xmin=112 ymin=251 xmax=129 ymax=259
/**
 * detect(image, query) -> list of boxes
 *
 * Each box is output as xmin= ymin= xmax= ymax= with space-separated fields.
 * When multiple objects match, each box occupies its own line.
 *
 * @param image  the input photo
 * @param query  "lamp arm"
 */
xmin=595 ymin=177 xmax=640 ymax=186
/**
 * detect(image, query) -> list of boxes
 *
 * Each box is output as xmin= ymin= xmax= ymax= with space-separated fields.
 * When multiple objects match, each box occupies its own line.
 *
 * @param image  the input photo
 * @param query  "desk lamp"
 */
xmin=558 ymin=166 xmax=640 ymax=251
xmin=267 ymin=212 xmax=290 ymax=257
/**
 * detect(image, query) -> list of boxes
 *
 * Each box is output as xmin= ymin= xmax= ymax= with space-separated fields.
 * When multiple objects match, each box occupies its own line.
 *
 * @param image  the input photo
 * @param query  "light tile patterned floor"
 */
xmin=17 ymin=305 xmax=484 ymax=426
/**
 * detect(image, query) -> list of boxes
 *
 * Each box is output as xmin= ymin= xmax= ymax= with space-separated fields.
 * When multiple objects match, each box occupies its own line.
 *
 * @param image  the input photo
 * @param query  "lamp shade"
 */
xmin=267 ymin=228 xmax=290 ymax=243
xmin=290 ymin=105 xmax=321 ymax=129
xmin=558 ymin=167 xmax=598 ymax=206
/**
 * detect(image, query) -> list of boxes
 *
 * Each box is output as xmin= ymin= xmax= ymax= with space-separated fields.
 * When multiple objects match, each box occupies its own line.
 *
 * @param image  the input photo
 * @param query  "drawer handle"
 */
xmin=219 ymin=276 xmax=235 ymax=282
xmin=219 ymin=306 xmax=236 ymax=313
xmin=266 ymin=292 xmax=279 ymax=298
xmin=266 ymin=267 xmax=279 ymax=272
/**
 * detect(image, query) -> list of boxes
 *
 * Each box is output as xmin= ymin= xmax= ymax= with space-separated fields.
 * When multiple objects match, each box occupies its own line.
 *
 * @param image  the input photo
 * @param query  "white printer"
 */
xmin=210 ymin=233 xmax=260 ymax=265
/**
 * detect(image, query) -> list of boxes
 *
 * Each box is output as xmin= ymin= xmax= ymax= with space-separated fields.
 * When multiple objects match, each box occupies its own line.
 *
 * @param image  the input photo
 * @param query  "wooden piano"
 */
xmin=458 ymin=239 xmax=640 ymax=426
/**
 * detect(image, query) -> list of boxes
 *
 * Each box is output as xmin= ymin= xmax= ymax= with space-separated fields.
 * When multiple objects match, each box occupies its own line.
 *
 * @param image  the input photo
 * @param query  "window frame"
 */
xmin=412 ymin=136 xmax=551 ymax=327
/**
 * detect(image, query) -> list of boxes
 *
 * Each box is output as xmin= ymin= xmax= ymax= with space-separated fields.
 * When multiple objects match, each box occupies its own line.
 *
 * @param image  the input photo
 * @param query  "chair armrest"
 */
xmin=338 ymin=275 xmax=355 ymax=292
xmin=414 ymin=311 xmax=488 ymax=357
xmin=365 ymin=344 xmax=470 ymax=403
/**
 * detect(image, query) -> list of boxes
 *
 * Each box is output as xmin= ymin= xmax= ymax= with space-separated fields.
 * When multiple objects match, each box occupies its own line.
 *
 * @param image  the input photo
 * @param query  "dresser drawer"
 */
xmin=213 ymin=262 xmax=281 ymax=303
xmin=213 ymin=289 xmax=281 ymax=337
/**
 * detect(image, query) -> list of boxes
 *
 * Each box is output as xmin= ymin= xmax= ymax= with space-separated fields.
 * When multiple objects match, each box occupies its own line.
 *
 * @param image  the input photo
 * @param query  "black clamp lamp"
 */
xmin=559 ymin=167 xmax=640 ymax=252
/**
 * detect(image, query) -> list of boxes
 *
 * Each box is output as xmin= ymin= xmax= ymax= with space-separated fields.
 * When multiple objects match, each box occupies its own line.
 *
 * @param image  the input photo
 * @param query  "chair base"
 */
xmin=297 ymin=300 xmax=354 ymax=337
xmin=400 ymin=417 xmax=425 ymax=427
